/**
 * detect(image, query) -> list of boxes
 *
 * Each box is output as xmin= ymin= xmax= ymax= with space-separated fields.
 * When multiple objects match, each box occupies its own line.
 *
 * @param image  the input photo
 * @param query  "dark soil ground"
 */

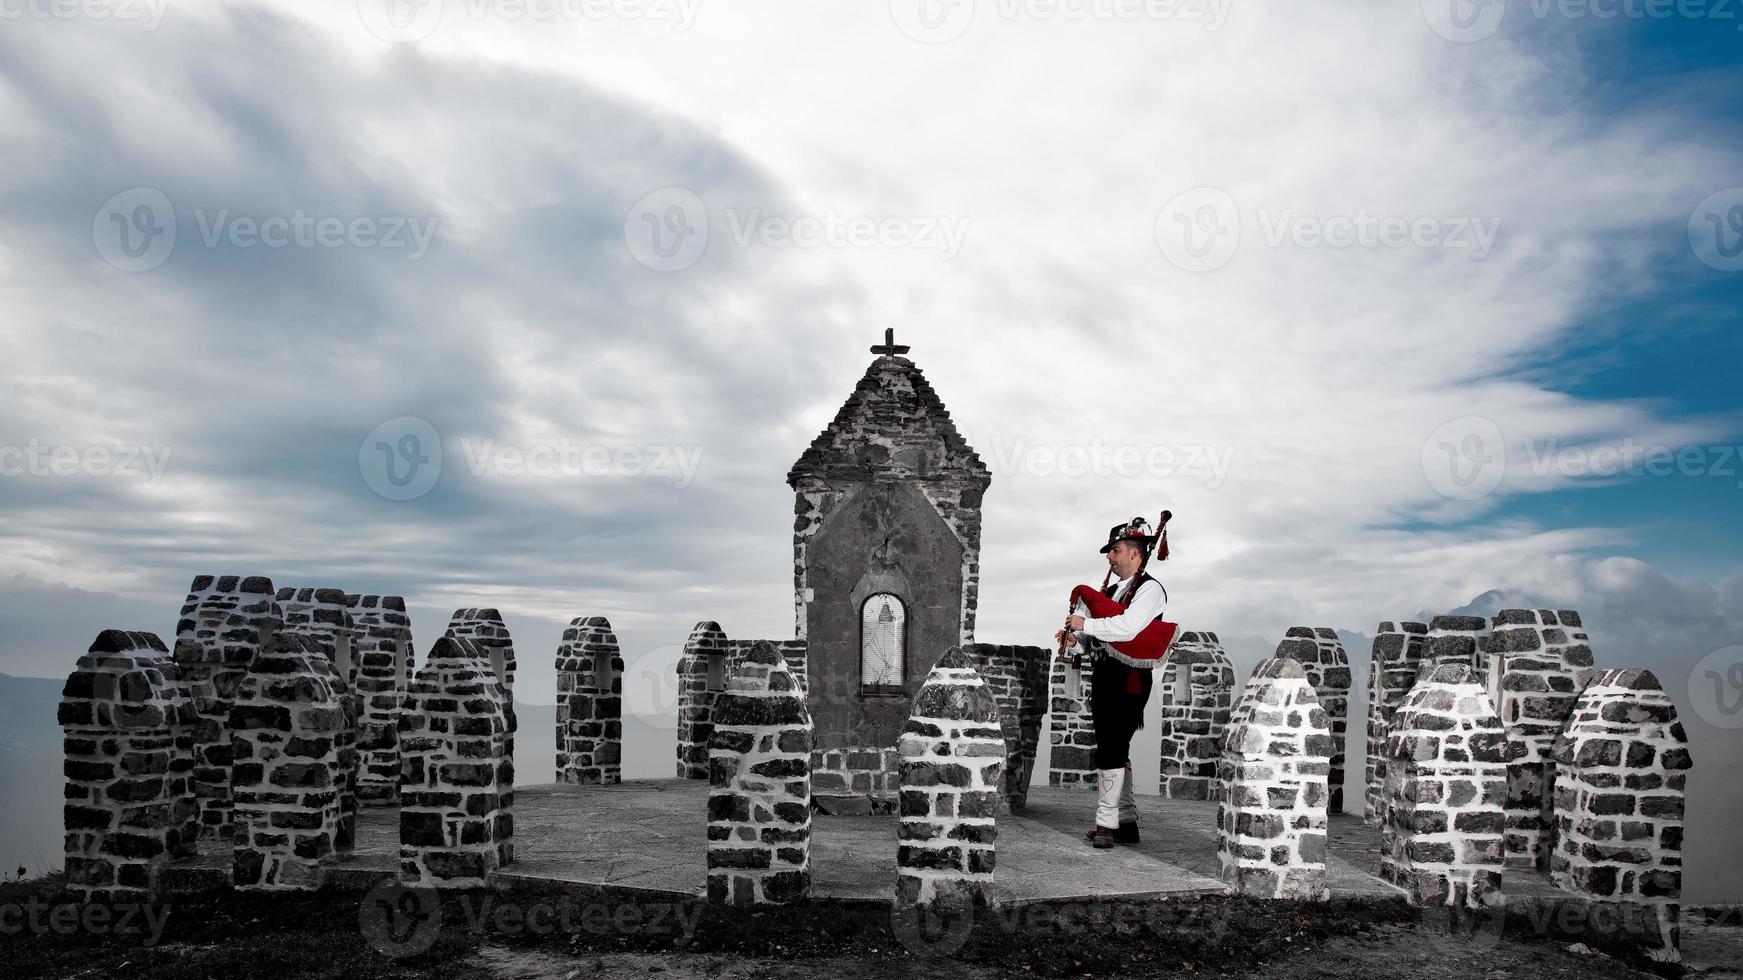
xmin=2 ymin=875 xmax=1734 ymax=979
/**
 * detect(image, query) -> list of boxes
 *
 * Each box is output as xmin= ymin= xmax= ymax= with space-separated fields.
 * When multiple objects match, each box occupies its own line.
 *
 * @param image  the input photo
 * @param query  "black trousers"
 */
xmin=1090 ymin=656 xmax=1153 ymax=770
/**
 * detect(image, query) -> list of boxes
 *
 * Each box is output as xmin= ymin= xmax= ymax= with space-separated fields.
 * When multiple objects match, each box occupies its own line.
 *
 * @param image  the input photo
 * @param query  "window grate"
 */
xmin=861 ymin=593 xmax=905 ymax=690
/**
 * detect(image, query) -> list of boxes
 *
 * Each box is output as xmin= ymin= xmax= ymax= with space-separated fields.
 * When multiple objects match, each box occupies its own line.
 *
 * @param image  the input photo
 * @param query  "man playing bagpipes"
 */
xmin=1054 ymin=511 xmax=1178 ymax=849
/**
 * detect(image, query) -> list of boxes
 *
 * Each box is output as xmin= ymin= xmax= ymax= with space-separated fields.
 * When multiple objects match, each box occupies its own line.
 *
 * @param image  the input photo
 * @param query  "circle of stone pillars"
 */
xmin=1552 ymin=668 xmax=1690 ymax=963
xmin=1364 ymin=621 xmax=1429 ymax=824
xmin=344 ymin=593 xmax=415 ymax=807
xmin=897 ymin=648 xmax=1003 ymax=908
xmin=228 ymin=632 xmax=348 ymax=891
xmin=1045 ymin=650 xmax=1096 ymax=788
xmin=1486 ymin=608 xmax=1595 ymax=870
xmin=400 ymin=636 xmax=515 ymax=889
xmin=1379 ymin=663 xmax=1524 ymax=908
xmin=706 ymin=641 xmax=814 ymax=905
xmin=60 ymin=630 xmax=198 ymax=901
xmin=555 ymin=616 xmax=624 ymax=784
xmin=172 ymin=574 xmax=281 ymax=841
xmin=277 ymin=587 xmax=362 ymax=857
xmin=1425 ymin=614 xmax=1490 ymax=678
xmin=1216 ymin=657 xmax=1333 ymax=900
xmin=676 ymin=621 xmax=728 ymax=779
xmin=1156 ymin=631 xmax=1236 ymax=801
xmin=1272 ymin=627 xmax=1351 ymax=812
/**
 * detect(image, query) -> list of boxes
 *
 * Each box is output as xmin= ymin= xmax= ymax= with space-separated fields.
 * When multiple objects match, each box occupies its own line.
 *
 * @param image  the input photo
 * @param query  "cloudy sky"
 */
xmin=1 ymin=0 xmax=1740 ymax=894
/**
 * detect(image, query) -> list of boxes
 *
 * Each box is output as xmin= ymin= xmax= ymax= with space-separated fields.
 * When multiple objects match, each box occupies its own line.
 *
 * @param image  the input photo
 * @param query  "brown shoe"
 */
xmin=1089 ymin=826 xmax=1117 ymax=849
xmin=1085 ymin=823 xmax=1140 ymax=844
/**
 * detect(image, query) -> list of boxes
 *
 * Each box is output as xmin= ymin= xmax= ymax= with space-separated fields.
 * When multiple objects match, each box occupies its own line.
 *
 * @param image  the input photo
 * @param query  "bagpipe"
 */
xmin=1059 ymin=511 xmax=1180 ymax=689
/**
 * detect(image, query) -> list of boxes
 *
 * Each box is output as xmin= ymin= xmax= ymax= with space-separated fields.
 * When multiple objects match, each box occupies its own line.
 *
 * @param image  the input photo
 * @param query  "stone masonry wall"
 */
xmin=1157 ymin=631 xmax=1236 ymax=801
xmin=1216 ymin=657 xmax=1332 ymax=900
xmin=1552 ymin=668 xmax=1690 ymax=963
xmin=276 ymin=587 xmax=361 ymax=856
xmin=677 ymin=621 xmax=728 ymax=779
xmin=1487 ymin=608 xmax=1595 ymax=870
xmin=706 ymin=642 xmax=813 ymax=905
xmin=1379 ymin=663 xmax=1522 ymax=908
xmin=400 ymin=636 xmax=514 ymax=889
xmin=555 ymin=616 xmax=623 ymax=785
xmin=60 ymin=630 xmax=197 ymax=901
xmin=445 ymin=608 xmax=518 ymax=820
xmin=1425 ymin=615 xmax=1490 ymax=679
xmin=963 ymin=642 xmax=1047 ymax=812
xmin=897 ymin=648 xmax=1003 ymax=908
xmin=173 ymin=574 xmax=281 ymax=841
xmin=228 ymin=632 xmax=346 ymax=891
xmin=1364 ymin=621 xmax=1429 ymax=824
xmin=1273 ymin=627 xmax=1352 ymax=813
xmin=1046 ymin=649 xmax=1096 ymax=788
xmin=344 ymin=593 xmax=414 ymax=806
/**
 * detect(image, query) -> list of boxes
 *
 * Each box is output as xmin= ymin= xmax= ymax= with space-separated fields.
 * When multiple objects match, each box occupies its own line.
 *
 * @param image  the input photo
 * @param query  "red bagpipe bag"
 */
xmin=1070 ymin=582 xmax=1180 ymax=669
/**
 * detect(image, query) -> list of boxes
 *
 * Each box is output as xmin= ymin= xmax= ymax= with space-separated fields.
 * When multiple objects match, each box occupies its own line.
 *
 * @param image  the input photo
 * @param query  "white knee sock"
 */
xmin=1118 ymin=762 xmax=1137 ymax=825
xmin=1096 ymin=767 xmax=1125 ymax=830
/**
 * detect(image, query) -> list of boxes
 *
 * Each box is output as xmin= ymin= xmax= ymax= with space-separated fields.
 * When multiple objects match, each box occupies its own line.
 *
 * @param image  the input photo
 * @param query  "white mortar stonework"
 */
xmin=173 ymin=574 xmax=282 ymax=841
xmin=555 ymin=616 xmax=623 ymax=785
xmin=400 ymin=636 xmax=515 ymax=889
xmin=963 ymin=642 xmax=1048 ymax=812
xmin=897 ymin=648 xmax=1003 ymax=908
xmin=1486 ymin=608 xmax=1596 ymax=870
xmin=706 ymin=642 xmax=813 ymax=905
xmin=1216 ymin=657 xmax=1332 ymax=901
xmin=344 ymin=594 xmax=414 ymax=806
xmin=277 ymin=587 xmax=363 ymax=856
xmin=1425 ymin=615 xmax=1490 ymax=680
xmin=1552 ymin=668 xmax=1690 ymax=963
xmin=228 ymin=632 xmax=347 ymax=891
xmin=676 ymin=621 xmax=728 ymax=779
xmin=60 ymin=629 xmax=198 ymax=901
xmin=445 ymin=608 xmax=519 ymax=817
xmin=1047 ymin=650 xmax=1097 ymax=788
xmin=1364 ymin=621 xmax=1429 ymax=825
xmin=1158 ymin=631 xmax=1236 ymax=801
xmin=1273 ymin=627 xmax=1352 ymax=813
xmin=1380 ymin=663 xmax=1523 ymax=908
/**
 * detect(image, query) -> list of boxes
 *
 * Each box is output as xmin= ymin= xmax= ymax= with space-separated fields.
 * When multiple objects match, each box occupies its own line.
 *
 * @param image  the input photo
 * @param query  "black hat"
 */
xmin=1100 ymin=517 xmax=1155 ymax=554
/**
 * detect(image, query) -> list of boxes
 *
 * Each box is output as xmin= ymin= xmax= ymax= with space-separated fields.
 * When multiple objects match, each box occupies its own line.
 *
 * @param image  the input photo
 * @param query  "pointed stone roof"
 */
xmin=787 ymin=345 xmax=990 ymax=489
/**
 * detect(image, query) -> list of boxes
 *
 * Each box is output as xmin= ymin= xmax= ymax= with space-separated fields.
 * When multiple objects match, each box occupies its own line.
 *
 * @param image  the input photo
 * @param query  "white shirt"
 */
xmin=1077 ymin=574 xmax=1167 ymax=643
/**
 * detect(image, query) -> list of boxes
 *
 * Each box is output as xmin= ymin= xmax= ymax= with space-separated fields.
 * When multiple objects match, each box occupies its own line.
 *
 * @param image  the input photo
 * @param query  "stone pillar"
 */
xmin=229 ymin=633 xmax=347 ymax=891
xmin=897 ymin=648 xmax=1003 ymax=908
xmin=1364 ymin=621 xmax=1429 ymax=824
xmin=1157 ymin=631 xmax=1236 ymax=801
xmin=277 ymin=587 xmax=362 ymax=855
xmin=676 ymin=621 xmax=727 ymax=779
xmin=345 ymin=593 xmax=414 ymax=807
xmin=555 ymin=616 xmax=623 ymax=785
xmin=1046 ymin=651 xmax=1096 ymax=788
xmin=963 ymin=642 xmax=1047 ymax=812
xmin=1216 ymin=657 xmax=1332 ymax=900
xmin=1425 ymin=615 xmax=1490 ymax=678
xmin=706 ymin=641 xmax=813 ymax=905
xmin=1273 ymin=627 xmax=1351 ymax=812
xmin=400 ymin=636 xmax=514 ymax=888
xmin=1487 ymin=608 xmax=1595 ymax=870
xmin=445 ymin=608 xmax=518 ymax=819
xmin=1379 ymin=663 xmax=1522 ymax=907
xmin=172 ymin=574 xmax=281 ymax=841
xmin=1552 ymin=668 xmax=1690 ymax=963
xmin=60 ymin=630 xmax=197 ymax=901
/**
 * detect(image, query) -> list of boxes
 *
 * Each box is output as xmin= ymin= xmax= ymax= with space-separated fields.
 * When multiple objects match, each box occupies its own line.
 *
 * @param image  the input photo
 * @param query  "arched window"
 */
xmin=860 ymin=593 xmax=906 ymax=692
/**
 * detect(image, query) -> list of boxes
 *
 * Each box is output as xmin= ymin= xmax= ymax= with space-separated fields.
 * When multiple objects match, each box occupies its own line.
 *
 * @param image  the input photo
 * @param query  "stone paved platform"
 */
xmin=171 ymin=778 xmax=1556 ymax=903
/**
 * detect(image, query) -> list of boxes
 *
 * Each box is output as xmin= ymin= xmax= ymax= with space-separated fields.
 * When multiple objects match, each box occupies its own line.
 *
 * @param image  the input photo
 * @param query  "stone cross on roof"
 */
xmin=870 ymin=328 xmax=910 ymax=356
